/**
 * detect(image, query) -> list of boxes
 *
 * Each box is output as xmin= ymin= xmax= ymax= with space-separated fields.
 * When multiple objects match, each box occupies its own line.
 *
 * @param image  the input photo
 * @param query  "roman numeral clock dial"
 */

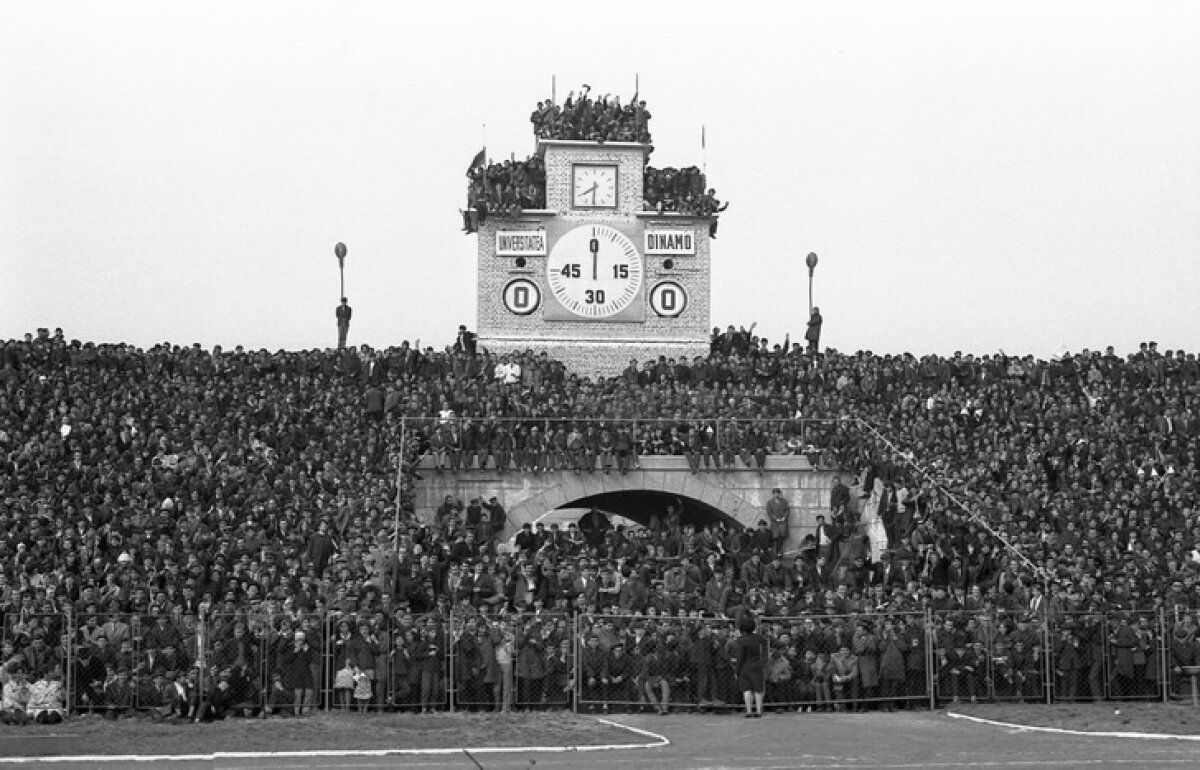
xmin=546 ymin=224 xmax=644 ymax=319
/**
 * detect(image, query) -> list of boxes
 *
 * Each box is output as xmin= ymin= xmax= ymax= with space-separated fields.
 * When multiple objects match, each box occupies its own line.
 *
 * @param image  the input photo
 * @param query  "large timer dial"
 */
xmin=546 ymin=224 xmax=644 ymax=319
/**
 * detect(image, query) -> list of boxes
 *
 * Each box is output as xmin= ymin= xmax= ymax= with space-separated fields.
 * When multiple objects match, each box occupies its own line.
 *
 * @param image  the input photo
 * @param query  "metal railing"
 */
xmin=402 ymin=415 xmax=853 ymax=473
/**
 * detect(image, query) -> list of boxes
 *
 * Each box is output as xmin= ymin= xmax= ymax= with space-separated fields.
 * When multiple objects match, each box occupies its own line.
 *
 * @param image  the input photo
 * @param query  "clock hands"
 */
xmin=590 ymin=237 xmax=599 ymax=280
xmin=583 ymin=182 xmax=598 ymax=205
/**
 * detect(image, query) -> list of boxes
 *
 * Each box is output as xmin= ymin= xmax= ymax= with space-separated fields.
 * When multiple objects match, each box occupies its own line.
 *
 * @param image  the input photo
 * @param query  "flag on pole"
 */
xmin=467 ymin=148 xmax=485 ymax=174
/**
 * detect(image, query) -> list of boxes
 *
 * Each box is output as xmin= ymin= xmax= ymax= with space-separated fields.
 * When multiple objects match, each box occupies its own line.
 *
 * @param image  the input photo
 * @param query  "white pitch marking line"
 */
xmin=0 ymin=735 xmax=82 ymax=739
xmin=0 ymin=718 xmax=669 ymax=764
xmin=946 ymin=711 xmax=1200 ymax=741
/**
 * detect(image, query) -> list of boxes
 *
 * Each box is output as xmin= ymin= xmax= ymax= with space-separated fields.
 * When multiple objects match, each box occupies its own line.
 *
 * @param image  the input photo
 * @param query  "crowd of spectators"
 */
xmin=530 ymin=86 xmax=652 ymax=144
xmin=463 ymin=155 xmax=547 ymax=233
xmin=3 ymin=324 xmax=1200 ymax=720
xmin=643 ymin=166 xmax=728 ymax=220
xmin=462 ymin=97 xmax=729 ymax=230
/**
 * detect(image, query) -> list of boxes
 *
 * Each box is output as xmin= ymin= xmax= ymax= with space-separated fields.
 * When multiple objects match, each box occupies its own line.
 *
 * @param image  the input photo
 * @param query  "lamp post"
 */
xmin=805 ymin=252 xmax=819 ymax=315
xmin=335 ymin=242 xmax=347 ymax=298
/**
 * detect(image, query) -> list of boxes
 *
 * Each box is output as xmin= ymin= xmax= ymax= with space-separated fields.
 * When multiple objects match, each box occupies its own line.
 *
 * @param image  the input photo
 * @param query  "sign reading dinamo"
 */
xmin=644 ymin=229 xmax=695 ymax=255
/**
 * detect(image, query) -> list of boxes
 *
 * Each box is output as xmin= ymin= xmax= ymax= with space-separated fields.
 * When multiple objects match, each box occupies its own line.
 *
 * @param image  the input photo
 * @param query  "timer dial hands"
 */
xmin=590 ymin=237 xmax=600 ymax=280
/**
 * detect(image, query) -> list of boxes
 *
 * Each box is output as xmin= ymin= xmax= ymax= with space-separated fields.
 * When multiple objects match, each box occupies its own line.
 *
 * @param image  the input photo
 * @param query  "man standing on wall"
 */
xmin=766 ymin=488 xmax=791 ymax=555
xmin=336 ymin=298 xmax=352 ymax=350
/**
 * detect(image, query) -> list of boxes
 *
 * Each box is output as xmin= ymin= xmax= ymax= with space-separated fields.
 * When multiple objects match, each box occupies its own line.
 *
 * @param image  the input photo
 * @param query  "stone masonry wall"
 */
xmin=413 ymin=455 xmax=846 ymax=554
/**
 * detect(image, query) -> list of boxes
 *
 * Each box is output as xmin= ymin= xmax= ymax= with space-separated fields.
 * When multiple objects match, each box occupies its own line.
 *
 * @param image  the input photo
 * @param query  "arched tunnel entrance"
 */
xmin=559 ymin=490 xmax=743 ymax=530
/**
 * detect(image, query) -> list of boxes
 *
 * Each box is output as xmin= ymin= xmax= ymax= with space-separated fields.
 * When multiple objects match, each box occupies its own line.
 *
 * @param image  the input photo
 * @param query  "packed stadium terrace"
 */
xmin=2 ymin=328 xmax=1200 ymax=721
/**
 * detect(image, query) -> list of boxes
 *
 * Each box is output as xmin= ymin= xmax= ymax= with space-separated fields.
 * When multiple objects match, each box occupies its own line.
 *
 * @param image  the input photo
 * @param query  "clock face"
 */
xmin=546 ymin=224 xmax=644 ymax=319
xmin=572 ymin=165 xmax=617 ymax=208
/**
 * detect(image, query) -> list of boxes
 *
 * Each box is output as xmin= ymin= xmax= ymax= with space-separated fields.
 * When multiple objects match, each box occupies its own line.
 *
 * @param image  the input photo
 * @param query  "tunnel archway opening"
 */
xmin=558 ymin=490 xmax=742 ymax=531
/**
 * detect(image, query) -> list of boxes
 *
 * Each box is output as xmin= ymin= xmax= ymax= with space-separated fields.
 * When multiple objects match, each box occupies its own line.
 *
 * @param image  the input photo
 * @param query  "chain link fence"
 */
xmin=1093 ymin=610 xmax=1165 ymax=701
xmin=2 ymin=610 xmax=70 ymax=724
xmin=1049 ymin=612 xmax=1113 ymax=702
xmin=1167 ymin=609 xmax=1200 ymax=702
xmin=11 ymin=606 xmax=1196 ymax=719
xmin=930 ymin=610 xmax=1045 ymax=704
xmin=572 ymin=611 xmax=930 ymax=714
xmin=383 ymin=613 xmax=448 ymax=712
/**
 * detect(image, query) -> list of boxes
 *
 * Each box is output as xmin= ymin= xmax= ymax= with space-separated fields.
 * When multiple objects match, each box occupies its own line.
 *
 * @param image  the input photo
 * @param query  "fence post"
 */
xmin=984 ymin=609 xmax=995 ymax=702
xmin=65 ymin=606 xmax=75 ymax=717
xmin=576 ymin=611 xmax=585 ymax=714
xmin=925 ymin=608 xmax=935 ymax=711
xmin=196 ymin=614 xmax=208 ymax=713
xmin=448 ymin=612 xmax=456 ymax=714
xmin=1042 ymin=610 xmax=1052 ymax=705
xmin=322 ymin=612 xmax=331 ymax=712
xmin=259 ymin=627 xmax=269 ymax=715
xmin=1160 ymin=607 xmax=1169 ymax=704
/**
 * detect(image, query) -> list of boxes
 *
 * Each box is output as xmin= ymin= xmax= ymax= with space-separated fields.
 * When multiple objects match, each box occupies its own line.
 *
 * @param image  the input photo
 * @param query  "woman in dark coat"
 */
xmin=731 ymin=613 xmax=768 ymax=718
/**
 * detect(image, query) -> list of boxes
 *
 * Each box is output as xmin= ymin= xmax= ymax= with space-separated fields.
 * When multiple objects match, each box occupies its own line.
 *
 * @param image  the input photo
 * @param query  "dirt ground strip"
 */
xmin=4 ymin=707 xmax=1200 ymax=769
xmin=950 ymin=701 xmax=1200 ymax=735
xmin=0 ymin=711 xmax=637 ymax=760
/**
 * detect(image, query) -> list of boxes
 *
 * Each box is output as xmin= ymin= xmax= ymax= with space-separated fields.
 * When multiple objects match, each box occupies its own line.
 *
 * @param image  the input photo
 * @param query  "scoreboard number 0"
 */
xmin=649 ymin=281 xmax=687 ymax=317
xmin=503 ymin=279 xmax=541 ymax=316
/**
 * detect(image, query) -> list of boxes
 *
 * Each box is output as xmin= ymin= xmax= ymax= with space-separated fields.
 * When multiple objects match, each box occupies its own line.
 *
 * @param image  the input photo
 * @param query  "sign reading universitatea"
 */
xmin=495 ymin=230 xmax=547 ymax=257
xmin=644 ymin=230 xmax=695 ymax=255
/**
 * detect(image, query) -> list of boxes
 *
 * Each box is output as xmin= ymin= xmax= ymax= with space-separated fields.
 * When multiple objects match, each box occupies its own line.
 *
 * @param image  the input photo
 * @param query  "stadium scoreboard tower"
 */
xmin=476 ymin=139 xmax=712 ymax=377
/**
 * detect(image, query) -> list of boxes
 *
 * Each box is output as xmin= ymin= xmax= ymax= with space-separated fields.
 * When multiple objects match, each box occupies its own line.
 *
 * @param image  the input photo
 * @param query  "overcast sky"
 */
xmin=3 ymin=1 xmax=1198 ymax=358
